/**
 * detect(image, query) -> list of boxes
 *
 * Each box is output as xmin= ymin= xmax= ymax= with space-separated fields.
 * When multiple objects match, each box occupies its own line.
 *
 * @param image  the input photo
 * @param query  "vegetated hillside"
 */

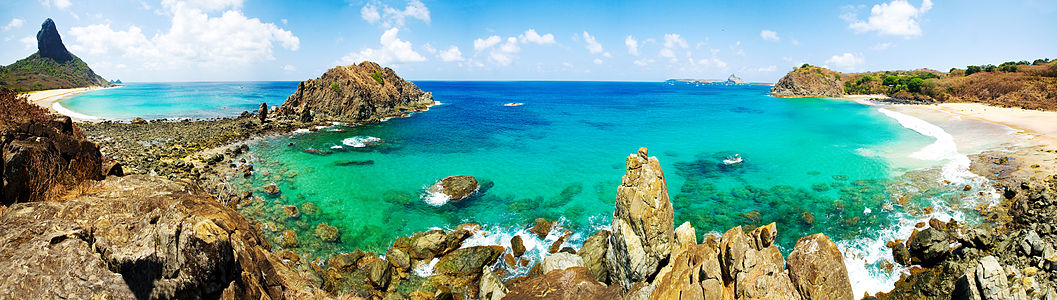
xmin=770 ymin=64 xmax=845 ymax=97
xmin=0 ymin=18 xmax=109 ymax=91
xmin=840 ymin=59 xmax=1057 ymax=110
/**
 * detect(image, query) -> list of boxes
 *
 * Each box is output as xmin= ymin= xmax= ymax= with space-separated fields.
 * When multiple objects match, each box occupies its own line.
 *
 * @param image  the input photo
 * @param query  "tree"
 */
xmin=966 ymin=65 xmax=982 ymax=75
xmin=983 ymin=64 xmax=997 ymax=72
xmin=907 ymin=77 xmax=924 ymax=93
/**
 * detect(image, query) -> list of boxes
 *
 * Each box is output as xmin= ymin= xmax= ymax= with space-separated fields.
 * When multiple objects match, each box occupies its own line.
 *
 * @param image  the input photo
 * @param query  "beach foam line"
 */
xmin=342 ymin=136 xmax=382 ymax=148
xmin=878 ymin=108 xmax=980 ymax=184
xmin=52 ymin=102 xmax=102 ymax=121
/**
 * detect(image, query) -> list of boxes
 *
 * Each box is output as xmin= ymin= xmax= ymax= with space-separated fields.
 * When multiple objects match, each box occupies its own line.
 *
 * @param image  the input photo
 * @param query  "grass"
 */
xmin=371 ymin=71 xmax=384 ymax=85
xmin=0 ymin=52 xmax=109 ymax=92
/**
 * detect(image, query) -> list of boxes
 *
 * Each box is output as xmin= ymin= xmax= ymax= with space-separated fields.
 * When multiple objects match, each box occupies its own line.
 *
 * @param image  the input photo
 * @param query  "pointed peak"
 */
xmin=37 ymin=18 xmax=72 ymax=62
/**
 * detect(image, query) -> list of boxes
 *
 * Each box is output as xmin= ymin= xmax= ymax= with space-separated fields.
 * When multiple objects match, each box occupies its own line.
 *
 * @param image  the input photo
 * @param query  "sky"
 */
xmin=1 ymin=0 xmax=1055 ymax=82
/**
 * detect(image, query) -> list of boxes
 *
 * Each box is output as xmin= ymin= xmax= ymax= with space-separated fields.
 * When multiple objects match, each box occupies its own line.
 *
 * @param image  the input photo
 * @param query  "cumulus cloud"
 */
xmin=582 ymin=31 xmax=603 ymax=54
xmin=20 ymin=36 xmax=35 ymax=50
xmin=67 ymin=0 xmax=298 ymax=71
xmin=3 ymin=18 xmax=24 ymax=31
xmin=474 ymin=35 xmax=501 ymax=51
xmin=825 ymin=53 xmax=864 ymax=71
xmin=760 ymin=30 xmax=779 ymax=41
xmin=658 ymin=33 xmax=687 ymax=62
xmin=519 ymin=29 xmax=555 ymax=45
xmin=625 ymin=35 xmax=639 ymax=56
xmin=341 ymin=27 xmax=426 ymax=65
xmin=473 ymin=35 xmax=521 ymax=66
xmin=360 ymin=0 xmax=430 ymax=29
xmin=40 ymin=0 xmax=72 ymax=9
xmin=437 ymin=45 xmax=464 ymax=62
xmin=846 ymin=0 xmax=932 ymax=37
xmin=593 ymin=58 xmax=602 ymax=64
xmin=633 ymin=59 xmax=654 ymax=66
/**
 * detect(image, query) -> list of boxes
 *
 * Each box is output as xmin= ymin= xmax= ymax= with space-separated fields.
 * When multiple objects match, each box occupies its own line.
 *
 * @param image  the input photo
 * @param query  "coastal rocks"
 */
xmin=718 ymin=226 xmax=802 ymax=299
xmin=263 ymin=183 xmax=281 ymax=196
xmin=0 ymin=175 xmax=310 ymax=299
xmin=606 ymin=147 xmax=676 ymax=290
xmin=1 ymin=107 xmax=104 ymax=205
xmin=511 ymin=235 xmax=527 ymax=257
xmin=277 ymin=61 xmax=434 ymax=123
xmin=770 ymin=65 xmax=845 ymax=98
xmin=428 ymin=175 xmax=479 ymax=203
xmin=504 ymin=267 xmax=621 ymax=300
xmin=909 ymin=228 xmax=951 ymax=266
xmin=258 ymin=103 xmax=268 ymax=123
xmin=278 ymin=230 xmax=299 ymax=248
xmin=36 ymin=18 xmax=73 ymax=62
xmin=529 ymin=218 xmax=556 ymax=238
xmin=578 ymin=230 xmax=611 ymax=283
xmin=786 ymin=233 xmax=854 ymax=300
xmin=952 ymin=256 xmax=1030 ymax=300
xmin=315 ymin=222 xmax=340 ymax=242
xmin=434 ymin=246 xmax=504 ymax=277
xmin=478 ymin=267 xmax=508 ymax=300
xmin=541 ymin=252 xmax=586 ymax=273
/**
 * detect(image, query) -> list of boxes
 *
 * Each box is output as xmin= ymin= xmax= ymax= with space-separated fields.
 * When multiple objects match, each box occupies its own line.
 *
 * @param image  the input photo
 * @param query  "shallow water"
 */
xmin=59 ymin=82 xmax=296 ymax=120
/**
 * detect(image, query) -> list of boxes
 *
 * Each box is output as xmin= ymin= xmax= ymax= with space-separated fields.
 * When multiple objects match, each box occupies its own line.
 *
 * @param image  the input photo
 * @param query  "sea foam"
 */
xmin=53 ymin=102 xmax=101 ymax=121
xmin=342 ymin=136 xmax=382 ymax=148
xmin=878 ymin=108 xmax=980 ymax=184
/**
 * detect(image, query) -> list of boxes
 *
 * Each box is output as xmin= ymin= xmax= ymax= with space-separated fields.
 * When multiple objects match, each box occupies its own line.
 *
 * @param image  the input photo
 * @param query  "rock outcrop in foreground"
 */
xmin=770 ymin=65 xmax=845 ymax=98
xmin=277 ymin=61 xmax=434 ymax=123
xmin=0 ymin=175 xmax=312 ymax=299
xmin=606 ymin=147 xmax=676 ymax=290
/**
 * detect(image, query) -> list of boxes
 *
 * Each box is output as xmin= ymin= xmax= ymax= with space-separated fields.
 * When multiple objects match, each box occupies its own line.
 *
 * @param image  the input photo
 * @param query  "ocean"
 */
xmin=60 ymin=81 xmax=999 ymax=296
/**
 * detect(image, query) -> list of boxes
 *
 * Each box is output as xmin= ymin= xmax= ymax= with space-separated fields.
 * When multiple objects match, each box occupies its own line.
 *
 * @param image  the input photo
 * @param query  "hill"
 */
xmin=277 ymin=61 xmax=434 ymax=123
xmin=771 ymin=59 xmax=1057 ymax=110
xmin=0 ymin=19 xmax=110 ymax=91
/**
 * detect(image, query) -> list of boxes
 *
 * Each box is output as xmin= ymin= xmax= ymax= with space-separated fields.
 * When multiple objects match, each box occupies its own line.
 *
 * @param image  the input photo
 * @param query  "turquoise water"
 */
xmin=60 ymin=82 xmax=296 ymax=120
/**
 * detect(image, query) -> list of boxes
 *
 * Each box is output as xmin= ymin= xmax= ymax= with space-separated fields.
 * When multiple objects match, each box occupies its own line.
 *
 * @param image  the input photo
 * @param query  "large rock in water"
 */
xmin=0 ymin=175 xmax=310 ymax=299
xmin=770 ymin=65 xmax=845 ymax=97
xmin=786 ymin=233 xmax=854 ymax=300
xmin=277 ymin=61 xmax=434 ymax=123
xmin=36 ymin=18 xmax=72 ymax=62
xmin=605 ymin=147 xmax=676 ymax=290
xmin=429 ymin=175 xmax=479 ymax=203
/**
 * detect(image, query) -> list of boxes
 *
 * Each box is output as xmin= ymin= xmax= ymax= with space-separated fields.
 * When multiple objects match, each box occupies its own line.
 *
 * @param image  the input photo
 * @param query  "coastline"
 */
xmin=25 ymin=86 xmax=111 ymax=122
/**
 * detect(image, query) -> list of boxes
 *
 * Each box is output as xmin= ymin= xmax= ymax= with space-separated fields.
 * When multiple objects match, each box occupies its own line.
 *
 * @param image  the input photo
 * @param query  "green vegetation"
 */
xmin=843 ymin=70 xmax=939 ymax=95
xmin=330 ymin=82 xmax=341 ymax=93
xmin=966 ymin=65 xmax=983 ymax=75
xmin=371 ymin=71 xmax=384 ymax=85
xmin=0 ymin=53 xmax=109 ymax=91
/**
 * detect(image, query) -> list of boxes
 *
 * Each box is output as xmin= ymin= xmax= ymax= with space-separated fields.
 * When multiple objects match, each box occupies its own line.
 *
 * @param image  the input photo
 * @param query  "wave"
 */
xmin=342 ymin=136 xmax=382 ymax=148
xmin=421 ymin=188 xmax=450 ymax=206
xmin=52 ymin=102 xmax=102 ymax=121
xmin=877 ymin=108 xmax=980 ymax=184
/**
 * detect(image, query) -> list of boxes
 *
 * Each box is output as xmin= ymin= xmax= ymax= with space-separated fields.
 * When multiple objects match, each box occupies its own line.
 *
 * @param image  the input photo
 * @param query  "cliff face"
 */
xmin=277 ymin=61 xmax=434 ymax=123
xmin=0 ymin=19 xmax=110 ymax=91
xmin=770 ymin=65 xmax=845 ymax=97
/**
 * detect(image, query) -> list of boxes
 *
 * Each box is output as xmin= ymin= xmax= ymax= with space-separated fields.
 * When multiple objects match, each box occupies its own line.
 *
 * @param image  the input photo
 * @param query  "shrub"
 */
xmin=999 ymin=61 xmax=1019 ymax=72
xmin=983 ymin=64 xmax=997 ymax=72
xmin=0 ymin=88 xmax=52 ymax=130
xmin=966 ymin=65 xmax=982 ymax=75
xmin=801 ymin=63 xmax=811 ymax=69
xmin=330 ymin=82 xmax=340 ymax=93
xmin=907 ymin=77 xmax=925 ymax=93
xmin=371 ymin=71 xmax=384 ymax=85
xmin=1034 ymin=58 xmax=1051 ymax=65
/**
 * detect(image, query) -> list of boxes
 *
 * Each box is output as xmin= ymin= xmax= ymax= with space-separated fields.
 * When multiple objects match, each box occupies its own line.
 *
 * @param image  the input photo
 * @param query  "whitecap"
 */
xmin=413 ymin=258 xmax=439 ymax=277
xmin=341 ymin=136 xmax=382 ymax=148
xmin=330 ymin=145 xmax=343 ymax=150
xmin=421 ymin=188 xmax=450 ymax=206
xmin=878 ymin=108 xmax=981 ymax=184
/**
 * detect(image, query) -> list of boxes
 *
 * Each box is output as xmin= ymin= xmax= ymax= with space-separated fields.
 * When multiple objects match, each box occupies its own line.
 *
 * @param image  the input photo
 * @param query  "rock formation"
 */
xmin=36 ymin=18 xmax=72 ymax=62
xmin=0 ymin=175 xmax=312 ymax=299
xmin=606 ymin=147 xmax=676 ymax=290
xmin=787 ymin=233 xmax=854 ymax=300
xmin=277 ymin=61 xmax=434 ymax=123
xmin=429 ymin=175 xmax=480 ymax=203
xmin=770 ymin=65 xmax=845 ymax=97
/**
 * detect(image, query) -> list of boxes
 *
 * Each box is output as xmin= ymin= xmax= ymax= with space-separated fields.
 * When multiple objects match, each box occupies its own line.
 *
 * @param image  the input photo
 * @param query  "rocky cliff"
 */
xmin=770 ymin=65 xmax=845 ymax=97
xmin=277 ymin=61 xmax=434 ymax=123
xmin=0 ymin=19 xmax=110 ymax=91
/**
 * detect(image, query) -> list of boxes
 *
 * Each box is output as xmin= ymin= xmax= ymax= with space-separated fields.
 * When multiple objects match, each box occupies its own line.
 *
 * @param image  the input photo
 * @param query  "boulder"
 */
xmin=314 ymin=222 xmax=340 ymax=242
xmin=478 ymin=267 xmax=507 ymax=300
xmin=367 ymin=259 xmax=392 ymax=289
xmin=504 ymin=267 xmax=621 ymax=300
xmin=952 ymin=256 xmax=1029 ymax=300
xmin=605 ymin=147 xmax=676 ymax=290
xmin=674 ymin=222 xmax=698 ymax=251
xmin=409 ymin=230 xmax=447 ymax=259
xmin=433 ymin=246 xmax=504 ymax=277
xmin=1020 ymin=230 xmax=1046 ymax=257
xmin=786 ymin=233 xmax=854 ymax=300
xmin=541 ymin=253 xmax=585 ymax=273
xmin=2 ymin=106 xmax=104 ymax=205
xmin=908 ymin=228 xmax=950 ymax=266
xmin=387 ymin=248 xmax=411 ymax=270
xmin=578 ymin=230 xmax=610 ymax=283
xmin=511 ymin=235 xmax=527 ymax=257
xmin=428 ymin=176 xmax=479 ymax=203
xmin=717 ymin=226 xmax=801 ymax=299
xmin=257 ymin=103 xmax=268 ymax=123
xmin=529 ymin=218 xmax=555 ymax=238
xmin=263 ymin=183 xmax=280 ymax=196
xmin=277 ymin=61 xmax=434 ymax=123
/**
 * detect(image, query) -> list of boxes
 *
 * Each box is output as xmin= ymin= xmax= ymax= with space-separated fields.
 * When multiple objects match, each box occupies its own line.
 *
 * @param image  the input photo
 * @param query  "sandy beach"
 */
xmin=927 ymin=103 xmax=1057 ymax=148
xmin=24 ymin=86 xmax=107 ymax=122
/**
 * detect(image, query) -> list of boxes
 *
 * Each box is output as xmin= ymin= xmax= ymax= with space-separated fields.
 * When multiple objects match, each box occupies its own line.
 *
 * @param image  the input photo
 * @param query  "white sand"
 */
xmin=924 ymin=103 xmax=1057 ymax=148
xmin=24 ymin=86 xmax=108 ymax=122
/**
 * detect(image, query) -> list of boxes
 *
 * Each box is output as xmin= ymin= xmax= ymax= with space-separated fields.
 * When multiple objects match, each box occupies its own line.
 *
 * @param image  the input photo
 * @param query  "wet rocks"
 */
xmin=387 ymin=248 xmax=410 ymax=270
xmin=529 ymin=218 xmax=555 ymax=238
xmin=504 ymin=267 xmax=621 ymax=300
xmin=787 ymin=233 xmax=854 ymax=300
xmin=606 ymin=147 xmax=676 ymax=290
xmin=315 ymin=222 xmax=340 ymax=242
xmin=428 ymin=175 xmax=479 ymax=203
xmin=510 ymin=235 xmax=526 ymax=257
xmin=263 ymin=183 xmax=281 ymax=196
xmin=909 ymin=228 xmax=951 ymax=267
xmin=278 ymin=230 xmax=299 ymax=248
xmin=433 ymin=246 xmax=504 ymax=277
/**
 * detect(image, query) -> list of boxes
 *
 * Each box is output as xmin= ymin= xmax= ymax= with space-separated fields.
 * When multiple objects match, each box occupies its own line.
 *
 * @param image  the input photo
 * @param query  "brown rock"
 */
xmin=278 ymin=230 xmax=299 ymax=248
xmin=578 ymin=230 xmax=610 ymax=283
xmin=263 ymin=183 xmax=280 ymax=196
xmin=367 ymin=259 xmax=392 ymax=289
xmin=549 ymin=231 xmax=571 ymax=254
xmin=314 ymin=222 xmax=339 ymax=242
xmin=606 ymin=147 xmax=676 ymax=290
xmin=428 ymin=176 xmax=479 ymax=203
xmin=433 ymin=246 xmax=504 ymax=277
xmin=504 ymin=267 xmax=621 ymax=300
xmin=650 ymin=244 xmax=724 ymax=300
xmin=258 ymin=102 xmax=268 ymax=123
xmin=510 ymin=235 xmax=527 ymax=257
xmin=387 ymin=247 xmax=410 ymax=270
xmin=801 ymin=211 xmax=816 ymax=225
xmin=277 ymin=61 xmax=434 ymax=123
xmin=529 ymin=218 xmax=555 ymax=238
xmin=787 ymin=233 xmax=854 ymax=300
xmin=282 ymin=205 xmax=300 ymax=219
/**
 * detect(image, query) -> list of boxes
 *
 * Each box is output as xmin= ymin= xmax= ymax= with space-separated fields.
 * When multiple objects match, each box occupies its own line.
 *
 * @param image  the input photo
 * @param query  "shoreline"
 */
xmin=25 ymin=86 xmax=112 ymax=122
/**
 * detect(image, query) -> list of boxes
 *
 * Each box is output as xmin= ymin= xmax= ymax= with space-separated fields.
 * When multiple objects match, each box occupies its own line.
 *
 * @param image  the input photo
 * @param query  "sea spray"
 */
xmin=342 ymin=136 xmax=382 ymax=148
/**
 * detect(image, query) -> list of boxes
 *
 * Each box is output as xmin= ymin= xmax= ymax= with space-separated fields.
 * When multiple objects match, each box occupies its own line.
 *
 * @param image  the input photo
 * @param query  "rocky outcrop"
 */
xmin=36 ymin=18 xmax=72 ymax=62
xmin=0 ymin=175 xmax=312 ymax=299
xmin=276 ymin=61 xmax=434 ymax=123
xmin=787 ymin=233 xmax=854 ymax=300
xmin=606 ymin=147 xmax=676 ymax=290
xmin=429 ymin=175 xmax=479 ymax=203
xmin=770 ymin=65 xmax=845 ymax=97
xmin=504 ymin=267 xmax=621 ymax=300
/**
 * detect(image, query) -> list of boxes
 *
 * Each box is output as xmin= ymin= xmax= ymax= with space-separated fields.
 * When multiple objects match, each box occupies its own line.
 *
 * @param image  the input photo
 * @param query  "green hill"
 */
xmin=0 ymin=18 xmax=110 ymax=92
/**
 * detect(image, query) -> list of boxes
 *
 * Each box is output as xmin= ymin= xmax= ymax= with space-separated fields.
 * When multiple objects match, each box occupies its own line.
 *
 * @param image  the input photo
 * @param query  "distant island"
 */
xmin=666 ymin=74 xmax=750 ymax=85
xmin=771 ymin=60 xmax=1057 ymax=110
xmin=0 ymin=19 xmax=110 ymax=91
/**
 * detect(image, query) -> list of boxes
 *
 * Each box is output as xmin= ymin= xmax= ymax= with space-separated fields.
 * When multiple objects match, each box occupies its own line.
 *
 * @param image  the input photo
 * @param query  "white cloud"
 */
xmin=3 ymin=18 xmax=24 ymax=31
xmin=847 ymin=0 xmax=932 ymax=37
xmin=68 ymin=1 xmax=298 ymax=71
xmin=437 ymin=45 xmax=464 ymax=62
xmin=791 ymin=39 xmax=800 ymax=45
xmin=360 ymin=0 xmax=430 ymax=29
xmin=282 ymin=64 xmax=295 ymax=71
xmin=422 ymin=43 xmax=436 ymax=53
xmin=562 ymin=62 xmax=573 ymax=68
xmin=825 ymin=53 xmax=864 ymax=71
xmin=341 ymin=27 xmax=426 ymax=65
xmin=625 ymin=35 xmax=639 ymax=56
xmin=40 ymin=0 xmax=72 ymax=9
xmin=593 ymin=58 xmax=602 ymax=64
xmin=499 ymin=37 xmax=519 ymax=53
xmin=633 ymin=59 xmax=653 ymax=66
xmin=582 ymin=31 xmax=603 ymax=54
xmin=281 ymin=18 xmax=287 ymax=25
xmin=659 ymin=48 xmax=675 ymax=60
xmin=757 ymin=65 xmax=777 ymax=72
xmin=871 ymin=42 xmax=893 ymax=50
xmin=519 ymin=29 xmax=555 ymax=45
xmin=20 ymin=36 xmax=35 ymax=50
xmin=760 ymin=30 xmax=779 ymax=41
xmin=663 ymin=33 xmax=688 ymax=49
xmin=474 ymin=35 xmax=501 ymax=51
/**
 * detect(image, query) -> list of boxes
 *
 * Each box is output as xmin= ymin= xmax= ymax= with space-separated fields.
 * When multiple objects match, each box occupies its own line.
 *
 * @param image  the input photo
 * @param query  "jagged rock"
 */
xmin=387 ymin=248 xmax=410 ymax=270
xmin=36 ymin=18 xmax=72 ymax=62
xmin=718 ymin=226 xmax=801 ymax=299
xmin=953 ymin=256 xmax=1029 ymax=300
xmin=0 ymin=175 xmax=310 ymax=299
xmin=550 ymin=231 xmax=571 ymax=254
xmin=433 ymin=246 xmax=504 ymax=277
xmin=479 ymin=267 xmax=507 ymax=300
xmin=257 ymin=103 xmax=268 ymax=123
xmin=277 ymin=61 xmax=434 ymax=123
xmin=1 ymin=106 xmax=103 ymax=205
xmin=649 ymin=243 xmax=725 ymax=300
xmin=578 ymin=230 xmax=610 ymax=283
xmin=314 ymin=222 xmax=339 ymax=242
xmin=504 ymin=267 xmax=621 ymax=300
xmin=787 ymin=233 xmax=854 ymax=300
xmin=529 ymin=218 xmax=555 ymax=238
xmin=674 ymin=222 xmax=697 ymax=257
xmin=892 ymin=242 xmax=912 ymax=266
xmin=428 ymin=176 xmax=479 ymax=203
xmin=511 ymin=235 xmax=526 ymax=257
xmin=541 ymin=253 xmax=585 ymax=273
xmin=909 ymin=228 xmax=951 ymax=266
xmin=1020 ymin=230 xmax=1045 ymax=256
xmin=605 ymin=147 xmax=676 ymax=290
xmin=749 ymin=222 xmax=777 ymax=249
xmin=770 ymin=65 xmax=845 ymax=97
xmin=367 ymin=259 xmax=392 ymax=289
xmin=409 ymin=230 xmax=447 ymax=259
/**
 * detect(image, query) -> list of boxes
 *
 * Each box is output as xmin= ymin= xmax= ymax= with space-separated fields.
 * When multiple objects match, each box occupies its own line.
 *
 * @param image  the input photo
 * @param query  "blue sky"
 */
xmin=1 ymin=0 xmax=1054 ymax=82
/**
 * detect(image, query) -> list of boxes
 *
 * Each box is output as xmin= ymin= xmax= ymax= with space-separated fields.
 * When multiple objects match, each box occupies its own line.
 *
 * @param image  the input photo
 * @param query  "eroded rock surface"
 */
xmin=278 ymin=61 xmax=434 ymax=123
xmin=606 ymin=147 xmax=676 ymax=290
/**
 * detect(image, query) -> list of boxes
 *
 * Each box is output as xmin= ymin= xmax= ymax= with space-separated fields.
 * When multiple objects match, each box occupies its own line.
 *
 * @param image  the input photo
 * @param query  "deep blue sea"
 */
xmin=61 ymin=81 xmax=997 ymax=295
